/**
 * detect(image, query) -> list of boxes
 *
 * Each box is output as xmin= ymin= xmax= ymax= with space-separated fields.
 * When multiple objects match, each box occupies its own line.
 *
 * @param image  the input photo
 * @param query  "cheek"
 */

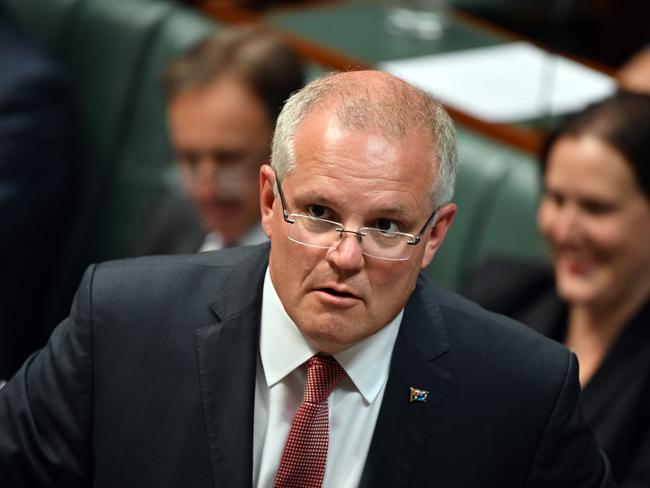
xmin=188 ymin=183 xmax=208 ymax=206
xmin=536 ymin=202 xmax=554 ymax=240
xmin=178 ymin=165 xmax=194 ymax=194
xmin=585 ymin=220 xmax=631 ymax=256
xmin=367 ymin=266 xmax=392 ymax=288
xmin=368 ymin=262 xmax=419 ymax=302
xmin=271 ymin=236 xmax=321 ymax=287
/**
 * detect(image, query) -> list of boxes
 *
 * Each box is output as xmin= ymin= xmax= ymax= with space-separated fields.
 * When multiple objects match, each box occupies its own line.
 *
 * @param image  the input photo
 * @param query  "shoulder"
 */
xmin=401 ymin=277 xmax=611 ymax=486
xmin=85 ymin=244 xmax=269 ymax=310
xmin=414 ymin=272 xmax=571 ymax=388
xmin=92 ymin=243 xmax=269 ymax=280
xmin=462 ymin=257 xmax=553 ymax=305
xmin=60 ymin=244 xmax=270 ymax=358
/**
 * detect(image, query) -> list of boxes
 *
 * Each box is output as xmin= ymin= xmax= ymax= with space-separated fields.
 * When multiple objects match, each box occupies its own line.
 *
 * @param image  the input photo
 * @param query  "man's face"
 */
xmin=168 ymin=78 xmax=273 ymax=244
xmin=260 ymin=110 xmax=456 ymax=353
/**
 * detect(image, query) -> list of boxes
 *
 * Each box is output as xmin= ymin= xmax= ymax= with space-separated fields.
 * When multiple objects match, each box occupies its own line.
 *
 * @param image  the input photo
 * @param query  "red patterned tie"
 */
xmin=274 ymin=355 xmax=346 ymax=488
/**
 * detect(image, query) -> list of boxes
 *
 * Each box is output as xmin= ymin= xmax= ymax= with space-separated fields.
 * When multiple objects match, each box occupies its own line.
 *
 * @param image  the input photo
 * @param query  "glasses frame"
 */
xmin=274 ymin=172 xmax=438 ymax=258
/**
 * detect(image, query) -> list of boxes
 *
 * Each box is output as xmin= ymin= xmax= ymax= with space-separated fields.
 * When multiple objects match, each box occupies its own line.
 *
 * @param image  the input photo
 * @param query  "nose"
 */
xmin=550 ymin=204 xmax=581 ymax=245
xmin=190 ymin=159 xmax=219 ymax=200
xmin=326 ymin=231 xmax=365 ymax=271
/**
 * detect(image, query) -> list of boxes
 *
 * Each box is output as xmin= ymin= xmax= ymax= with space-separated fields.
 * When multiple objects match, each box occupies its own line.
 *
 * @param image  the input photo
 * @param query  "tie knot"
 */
xmin=303 ymin=355 xmax=346 ymax=405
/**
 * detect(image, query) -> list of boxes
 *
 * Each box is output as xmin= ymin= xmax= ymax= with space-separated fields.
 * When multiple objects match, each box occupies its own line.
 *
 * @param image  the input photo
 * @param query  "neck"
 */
xmin=567 ymin=307 xmax=625 ymax=348
xmin=565 ymin=284 xmax=650 ymax=385
xmin=569 ymin=273 xmax=650 ymax=335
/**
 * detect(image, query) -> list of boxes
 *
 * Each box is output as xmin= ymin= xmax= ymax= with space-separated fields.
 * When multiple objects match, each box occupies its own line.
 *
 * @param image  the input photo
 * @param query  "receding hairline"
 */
xmin=281 ymin=73 xmax=442 ymax=175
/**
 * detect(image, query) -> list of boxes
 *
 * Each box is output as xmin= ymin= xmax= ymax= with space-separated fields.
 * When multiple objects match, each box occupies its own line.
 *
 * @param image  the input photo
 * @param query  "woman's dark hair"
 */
xmin=541 ymin=91 xmax=650 ymax=200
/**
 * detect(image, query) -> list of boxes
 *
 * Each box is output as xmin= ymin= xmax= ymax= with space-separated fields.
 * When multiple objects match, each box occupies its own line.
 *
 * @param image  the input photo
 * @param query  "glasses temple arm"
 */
xmin=274 ymin=171 xmax=295 ymax=224
xmin=409 ymin=207 xmax=438 ymax=245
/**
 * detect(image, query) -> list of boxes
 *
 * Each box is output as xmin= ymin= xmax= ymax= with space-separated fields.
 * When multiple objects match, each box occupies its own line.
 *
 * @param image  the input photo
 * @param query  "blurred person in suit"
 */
xmin=135 ymin=26 xmax=304 ymax=255
xmin=0 ymin=5 xmax=77 ymax=380
xmin=464 ymin=91 xmax=650 ymax=488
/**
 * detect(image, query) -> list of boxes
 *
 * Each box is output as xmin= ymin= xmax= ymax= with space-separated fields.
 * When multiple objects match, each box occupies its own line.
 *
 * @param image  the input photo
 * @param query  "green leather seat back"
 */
xmin=95 ymin=5 xmax=218 ymax=260
xmin=47 ymin=0 xmax=174 ymax=301
xmin=426 ymin=128 xmax=547 ymax=290
xmin=476 ymin=152 xmax=547 ymax=264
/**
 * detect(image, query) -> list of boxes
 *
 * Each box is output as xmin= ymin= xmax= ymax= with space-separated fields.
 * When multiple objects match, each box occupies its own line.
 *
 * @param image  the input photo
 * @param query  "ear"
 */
xmin=260 ymin=164 xmax=276 ymax=238
xmin=420 ymin=203 xmax=457 ymax=269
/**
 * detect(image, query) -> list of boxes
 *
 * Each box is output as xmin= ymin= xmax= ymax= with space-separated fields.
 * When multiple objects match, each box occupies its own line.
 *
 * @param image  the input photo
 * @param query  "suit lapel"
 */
xmin=359 ymin=277 xmax=451 ymax=488
xmin=195 ymin=246 xmax=269 ymax=488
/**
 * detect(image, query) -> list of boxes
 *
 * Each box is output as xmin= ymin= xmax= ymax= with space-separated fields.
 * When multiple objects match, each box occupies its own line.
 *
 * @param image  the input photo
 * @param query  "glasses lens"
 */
xmin=180 ymin=161 xmax=257 ymax=198
xmin=288 ymin=214 xmax=341 ymax=248
xmin=362 ymin=229 xmax=412 ymax=261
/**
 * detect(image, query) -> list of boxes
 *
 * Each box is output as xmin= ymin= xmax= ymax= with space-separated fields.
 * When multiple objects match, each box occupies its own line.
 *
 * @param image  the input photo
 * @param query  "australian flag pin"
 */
xmin=409 ymin=387 xmax=429 ymax=403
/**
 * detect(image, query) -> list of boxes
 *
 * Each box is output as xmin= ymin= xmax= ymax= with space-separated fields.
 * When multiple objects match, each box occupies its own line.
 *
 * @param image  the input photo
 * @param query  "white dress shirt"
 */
xmin=253 ymin=268 xmax=403 ymax=487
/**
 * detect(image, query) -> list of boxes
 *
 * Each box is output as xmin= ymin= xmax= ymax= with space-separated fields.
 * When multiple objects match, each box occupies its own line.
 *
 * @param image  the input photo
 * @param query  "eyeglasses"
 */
xmin=275 ymin=174 xmax=437 ymax=261
xmin=178 ymin=159 xmax=259 ymax=186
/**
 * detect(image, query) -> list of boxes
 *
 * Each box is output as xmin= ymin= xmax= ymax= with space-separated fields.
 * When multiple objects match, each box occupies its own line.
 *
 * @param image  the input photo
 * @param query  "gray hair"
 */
xmin=271 ymin=71 xmax=457 ymax=207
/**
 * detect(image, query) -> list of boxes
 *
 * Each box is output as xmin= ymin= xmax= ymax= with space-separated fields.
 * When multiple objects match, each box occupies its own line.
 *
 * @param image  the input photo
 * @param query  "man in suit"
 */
xmin=135 ymin=26 xmax=303 ymax=255
xmin=0 ymin=71 xmax=614 ymax=487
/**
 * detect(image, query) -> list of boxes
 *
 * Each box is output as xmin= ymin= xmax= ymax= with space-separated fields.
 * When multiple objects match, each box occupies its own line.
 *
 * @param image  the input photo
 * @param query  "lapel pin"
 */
xmin=409 ymin=387 xmax=429 ymax=403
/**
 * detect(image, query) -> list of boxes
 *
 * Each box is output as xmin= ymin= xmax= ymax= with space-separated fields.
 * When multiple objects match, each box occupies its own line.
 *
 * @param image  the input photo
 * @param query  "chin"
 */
xmin=555 ymin=275 xmax=604 ymax=306
xmin=302 ymin=329 xmax=350 ymax=354
xmin=299 ymin=316 xmax=362 ymax=353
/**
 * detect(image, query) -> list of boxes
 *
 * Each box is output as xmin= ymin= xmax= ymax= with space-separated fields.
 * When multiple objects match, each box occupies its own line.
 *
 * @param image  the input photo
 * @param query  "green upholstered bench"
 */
xmin=426 ymin=127 xmax=548 ymax=290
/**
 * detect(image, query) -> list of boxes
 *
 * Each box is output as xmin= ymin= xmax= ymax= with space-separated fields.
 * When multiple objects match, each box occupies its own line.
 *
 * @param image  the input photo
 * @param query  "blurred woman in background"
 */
xmin=464 ymin=92 xmax=650 ymax=488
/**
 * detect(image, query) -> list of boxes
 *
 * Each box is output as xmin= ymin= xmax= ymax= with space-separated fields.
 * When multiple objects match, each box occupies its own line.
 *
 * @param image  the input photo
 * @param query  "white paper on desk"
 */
xmin=379 ymin=41 xmax=616 ymax=123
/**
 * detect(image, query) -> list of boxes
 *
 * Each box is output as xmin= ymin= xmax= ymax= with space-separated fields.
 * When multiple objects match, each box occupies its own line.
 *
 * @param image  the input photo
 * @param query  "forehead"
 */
xmin=545 ymin=136 xmax=638 ymax=198
xmin=168 ymin=78 xmax=272 ymax=143
xmin=287 ymin=110 xmax=435 ymax=211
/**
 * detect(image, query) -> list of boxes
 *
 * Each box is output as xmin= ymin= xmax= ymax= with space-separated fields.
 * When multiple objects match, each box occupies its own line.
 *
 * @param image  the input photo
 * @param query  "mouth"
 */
xmin=321 ymin=287 xmax=359 ymax=299
xmin=214 ymin=198 xmax=243 ymax=208
xmin=205 ymin=199 xmax=243 ymax=218
xmin=314 ymin=287 xmax=363 ymax=308
xmin=555 ymin=252 xmax=594 ymax=276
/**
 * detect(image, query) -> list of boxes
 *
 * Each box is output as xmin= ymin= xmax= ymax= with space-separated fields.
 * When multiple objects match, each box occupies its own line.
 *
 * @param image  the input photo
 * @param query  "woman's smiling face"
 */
xmin=537 ymin=135 xmax=650 ymax=309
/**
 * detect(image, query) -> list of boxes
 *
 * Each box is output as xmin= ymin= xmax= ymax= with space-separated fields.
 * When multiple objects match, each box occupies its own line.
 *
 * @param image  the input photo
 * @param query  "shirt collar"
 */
xmin=260 ymin=267 xmax=402 ymax=404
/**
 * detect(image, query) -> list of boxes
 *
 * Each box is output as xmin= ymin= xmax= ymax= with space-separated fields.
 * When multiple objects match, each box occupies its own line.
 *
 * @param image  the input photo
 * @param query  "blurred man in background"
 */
xmin=135 ymin=26 xmax=304 ymax=254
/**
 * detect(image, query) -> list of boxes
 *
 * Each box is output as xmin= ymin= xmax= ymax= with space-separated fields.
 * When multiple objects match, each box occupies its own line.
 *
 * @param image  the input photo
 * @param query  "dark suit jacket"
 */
xmin=0 ymin=245 xmax=614 ymax=487
xmin=463 ymin=258 xmax=650 ymax=488
xmin=0 ymin=8 xmax=77 ymax=379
